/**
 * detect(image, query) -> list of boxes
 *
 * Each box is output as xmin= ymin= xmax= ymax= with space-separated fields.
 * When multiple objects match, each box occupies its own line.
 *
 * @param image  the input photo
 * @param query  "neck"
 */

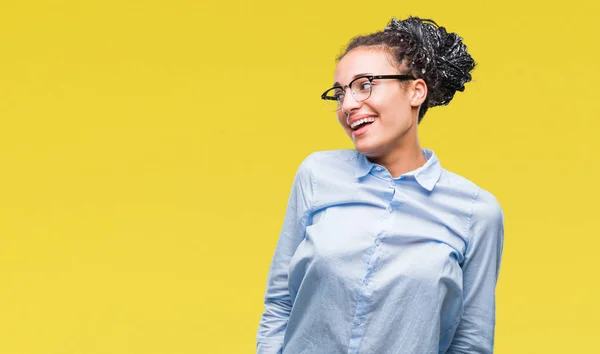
xmin=369 ymin=142 xmax=427 ymax=179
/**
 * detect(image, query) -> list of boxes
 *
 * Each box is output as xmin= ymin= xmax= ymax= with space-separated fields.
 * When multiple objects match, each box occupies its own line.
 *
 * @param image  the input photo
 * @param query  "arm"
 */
xmin=256 ymin=157 xmax=314 ymax=354
xmin=447 ymin=188 xmax=504 ymax=354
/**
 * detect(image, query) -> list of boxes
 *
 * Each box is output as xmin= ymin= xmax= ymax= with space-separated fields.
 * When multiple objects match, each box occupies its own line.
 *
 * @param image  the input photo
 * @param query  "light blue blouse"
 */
xmin=257 ymin=149 xmax=504 ymax=354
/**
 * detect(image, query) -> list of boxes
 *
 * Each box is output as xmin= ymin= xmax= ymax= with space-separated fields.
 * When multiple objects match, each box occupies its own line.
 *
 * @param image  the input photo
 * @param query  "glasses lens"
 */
xmin=323 ymin=87 xmax=344 ymax=111
xmin=350 ymin=77 xmax=372 ymax=102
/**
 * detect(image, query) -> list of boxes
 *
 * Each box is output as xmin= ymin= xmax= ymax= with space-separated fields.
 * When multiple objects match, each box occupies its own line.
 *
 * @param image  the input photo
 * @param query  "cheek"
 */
xmin=376 ymin=96 xmax=410 ymax=121
xmin=336 ymin=112 xmax=347 ymax=126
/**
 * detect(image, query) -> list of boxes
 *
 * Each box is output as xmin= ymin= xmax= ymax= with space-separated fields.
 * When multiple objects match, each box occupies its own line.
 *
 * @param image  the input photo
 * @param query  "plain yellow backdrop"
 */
xmin=1 ymin=0 xmax=599 ymax=353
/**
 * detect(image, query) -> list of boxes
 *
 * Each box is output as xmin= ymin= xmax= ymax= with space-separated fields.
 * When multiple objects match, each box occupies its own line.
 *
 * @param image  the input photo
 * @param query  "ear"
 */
xmin=409 ymin=78 xmax=427 ymax=108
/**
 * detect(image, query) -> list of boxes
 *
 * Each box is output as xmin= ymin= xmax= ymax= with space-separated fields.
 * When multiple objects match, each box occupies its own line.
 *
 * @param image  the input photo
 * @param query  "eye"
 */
xmin=333 ymin=89 xmax=345 ymax=102
xmin=352 ymin=77 xmax=373 ymax=92
xmin=360 ymin=81 xmax=373 ymax=90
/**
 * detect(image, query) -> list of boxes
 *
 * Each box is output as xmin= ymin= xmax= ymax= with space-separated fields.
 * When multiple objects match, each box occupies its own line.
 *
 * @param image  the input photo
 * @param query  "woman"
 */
xmin=257 ymin=16 xmax=504 ymax=354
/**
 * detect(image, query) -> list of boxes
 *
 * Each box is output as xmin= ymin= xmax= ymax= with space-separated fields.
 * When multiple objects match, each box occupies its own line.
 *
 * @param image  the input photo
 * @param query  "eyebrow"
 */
xmin=333 ymin=73 xmax=373 ymax=87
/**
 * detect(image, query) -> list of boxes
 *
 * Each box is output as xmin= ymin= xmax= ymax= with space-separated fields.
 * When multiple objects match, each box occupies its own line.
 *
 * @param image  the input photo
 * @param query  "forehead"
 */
xmin=334 ymin=47 xmax=397 ymax=85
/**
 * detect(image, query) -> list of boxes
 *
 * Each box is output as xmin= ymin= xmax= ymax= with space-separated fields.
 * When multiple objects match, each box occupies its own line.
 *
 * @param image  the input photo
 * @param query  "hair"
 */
xmin=337 ymin=16 xmax=476 ymax=123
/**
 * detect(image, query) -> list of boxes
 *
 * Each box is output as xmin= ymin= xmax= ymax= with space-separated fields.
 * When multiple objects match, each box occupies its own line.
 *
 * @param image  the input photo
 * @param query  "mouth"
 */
xmin=349 ymin=116 xmax=376 ymax=137
xmin=349 ymin=117 xmax=376 ymax=131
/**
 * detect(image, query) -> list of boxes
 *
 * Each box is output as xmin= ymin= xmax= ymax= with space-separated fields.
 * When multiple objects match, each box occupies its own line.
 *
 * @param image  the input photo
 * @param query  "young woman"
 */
xmin=257 ymin=16 xmax=504 ymax=354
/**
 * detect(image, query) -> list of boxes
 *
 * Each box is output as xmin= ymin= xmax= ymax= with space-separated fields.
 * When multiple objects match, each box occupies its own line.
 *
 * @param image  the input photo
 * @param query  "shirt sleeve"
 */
xmin=256 ymin=156 xmax=315 ymax=354
xmin=447 ymin=188 xmax=505 ymax=354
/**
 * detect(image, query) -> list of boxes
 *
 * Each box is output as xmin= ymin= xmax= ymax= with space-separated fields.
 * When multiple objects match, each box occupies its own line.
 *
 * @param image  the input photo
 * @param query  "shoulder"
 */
xmin=302 ymin=149 xmax=360 ymax=165
xmin=438 ymin=168 xmax=481 ymax=195
xmin=437 ymin=168 xmax=503 ymax=231
xmin=440 ymin=169 xmax=501 ymax=205
xmin=470 ymin=187 xmax=504 ymax=236
xmin=297 ymin=149 xmax=360 ymax=176
xmin=291 ymin=149 xmax=358 ymax=188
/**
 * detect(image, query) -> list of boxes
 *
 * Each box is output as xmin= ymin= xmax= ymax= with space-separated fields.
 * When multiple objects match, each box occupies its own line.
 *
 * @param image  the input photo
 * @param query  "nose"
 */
xmin=340 ymin=88 xmax=362 ymax=114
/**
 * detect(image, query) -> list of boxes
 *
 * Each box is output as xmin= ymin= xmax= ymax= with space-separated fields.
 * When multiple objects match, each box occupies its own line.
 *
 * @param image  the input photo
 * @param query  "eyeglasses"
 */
xmin=320 ymin=74 xmax=414 ymax=112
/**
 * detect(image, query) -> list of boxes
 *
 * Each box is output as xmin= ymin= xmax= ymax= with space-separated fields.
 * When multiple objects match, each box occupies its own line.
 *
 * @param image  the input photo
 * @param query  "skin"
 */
xmin=334 ymin=47 xmax=429 ymax=178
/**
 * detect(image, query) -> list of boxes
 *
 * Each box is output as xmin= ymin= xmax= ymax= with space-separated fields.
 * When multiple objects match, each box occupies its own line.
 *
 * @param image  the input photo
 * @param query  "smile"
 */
xmin=350 ymin=117 xmax=376 ymax=130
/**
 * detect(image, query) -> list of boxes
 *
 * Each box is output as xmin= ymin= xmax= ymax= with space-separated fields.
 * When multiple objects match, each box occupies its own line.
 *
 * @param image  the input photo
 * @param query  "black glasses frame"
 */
xmin=320 ymin=74 xmax=415 ymax=111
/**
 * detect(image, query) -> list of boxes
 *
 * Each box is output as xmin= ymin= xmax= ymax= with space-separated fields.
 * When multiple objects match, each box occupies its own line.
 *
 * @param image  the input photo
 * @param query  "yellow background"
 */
xmin=0 ymin=0 xmax=598 ymax=353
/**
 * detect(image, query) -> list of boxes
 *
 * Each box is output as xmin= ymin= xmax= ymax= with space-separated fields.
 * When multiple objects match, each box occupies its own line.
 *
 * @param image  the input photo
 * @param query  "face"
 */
xmin=333 ymin=47 xmax=426 ymax=159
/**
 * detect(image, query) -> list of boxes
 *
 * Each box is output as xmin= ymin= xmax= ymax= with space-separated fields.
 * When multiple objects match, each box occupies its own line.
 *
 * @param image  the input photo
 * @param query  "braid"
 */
xmin=338 ymin=16 xmax=476 ymax=123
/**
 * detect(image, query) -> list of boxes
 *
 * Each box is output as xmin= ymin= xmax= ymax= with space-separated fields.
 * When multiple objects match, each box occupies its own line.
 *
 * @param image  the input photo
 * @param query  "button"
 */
xmin=375 ymin=239 xmax=381 ymax=246
xmin=386 ymin=206 xmax=393 ymax=213
xmin=354 ymin=319 xmax=362 ymax=325
xmin=363 ymin=278 xmax=369 ymax=285
xmin=389 ymin=181 xmax=396 ymax=187
xmin=374 ymin=166 xmax=383 ymax=171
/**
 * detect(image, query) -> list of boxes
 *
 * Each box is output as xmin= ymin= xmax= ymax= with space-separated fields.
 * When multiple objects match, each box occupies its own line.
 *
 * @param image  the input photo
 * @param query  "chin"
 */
xmin=352 ymin=139 xmax=384 ymax=158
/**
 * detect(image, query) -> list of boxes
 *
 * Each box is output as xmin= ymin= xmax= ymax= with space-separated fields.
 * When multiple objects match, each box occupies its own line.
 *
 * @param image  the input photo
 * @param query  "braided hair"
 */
xmin=338 ymin=17 xmax=476 ymax=123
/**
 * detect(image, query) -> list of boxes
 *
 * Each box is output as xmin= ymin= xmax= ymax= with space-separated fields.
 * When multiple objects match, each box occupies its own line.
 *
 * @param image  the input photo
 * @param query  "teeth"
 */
xmin=350 ymin=117 xmax=376 ymax=129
